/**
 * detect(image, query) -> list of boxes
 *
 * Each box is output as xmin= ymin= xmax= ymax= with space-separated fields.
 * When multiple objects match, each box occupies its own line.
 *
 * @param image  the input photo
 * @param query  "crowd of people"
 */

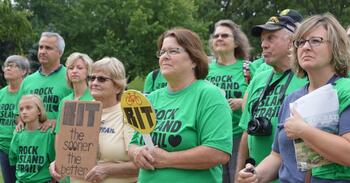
xmin=0 ymin=8 xmax=350 ymax=183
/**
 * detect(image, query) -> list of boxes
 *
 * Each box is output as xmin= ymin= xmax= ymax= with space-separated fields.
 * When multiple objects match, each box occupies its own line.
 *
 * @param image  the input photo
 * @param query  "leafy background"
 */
xmin=1 ymin=0 xmax=350 ymax=90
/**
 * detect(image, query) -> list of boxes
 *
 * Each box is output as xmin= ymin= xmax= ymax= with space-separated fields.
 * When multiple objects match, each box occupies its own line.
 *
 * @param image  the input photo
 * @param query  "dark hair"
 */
xmin=157 ymin=28 xmax=208 ymax=79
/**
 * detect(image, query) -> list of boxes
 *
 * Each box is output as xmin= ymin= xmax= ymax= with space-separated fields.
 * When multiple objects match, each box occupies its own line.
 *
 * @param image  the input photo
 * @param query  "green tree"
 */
xmin=0 ymin=0 xmax=33 ymax=86
xmin=15 ymin=0 xmax=211 ymax=81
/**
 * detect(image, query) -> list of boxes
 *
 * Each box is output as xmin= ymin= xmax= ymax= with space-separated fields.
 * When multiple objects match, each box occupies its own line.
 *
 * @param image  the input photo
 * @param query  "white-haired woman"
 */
xmin=0 ymin=55 xmax=30 ymax=183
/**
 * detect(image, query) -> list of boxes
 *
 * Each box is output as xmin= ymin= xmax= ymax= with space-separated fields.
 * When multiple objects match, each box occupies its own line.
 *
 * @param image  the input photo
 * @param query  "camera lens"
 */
xmin=248 ymin=120 xmax=260 ymax=134
xmin=247 ymin=117 xmax=272 ymax=136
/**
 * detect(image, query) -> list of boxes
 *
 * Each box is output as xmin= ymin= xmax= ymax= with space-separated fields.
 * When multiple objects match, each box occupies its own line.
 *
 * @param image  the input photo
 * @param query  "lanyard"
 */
xmin=252 ymin=70 xmax=294 ymax=118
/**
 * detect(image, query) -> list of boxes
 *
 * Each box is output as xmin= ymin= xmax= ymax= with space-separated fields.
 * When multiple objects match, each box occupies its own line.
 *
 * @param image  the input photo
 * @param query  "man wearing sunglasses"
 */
xmin=235 ymin=9 xmax=307 ymax=182
xmin=15 ymin=32 xmax=71 ymax=132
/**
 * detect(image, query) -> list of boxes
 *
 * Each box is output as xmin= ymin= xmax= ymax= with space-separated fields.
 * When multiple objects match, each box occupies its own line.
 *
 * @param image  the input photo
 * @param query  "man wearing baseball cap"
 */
xmin=235 ymin=9 xmax=307 ymax=182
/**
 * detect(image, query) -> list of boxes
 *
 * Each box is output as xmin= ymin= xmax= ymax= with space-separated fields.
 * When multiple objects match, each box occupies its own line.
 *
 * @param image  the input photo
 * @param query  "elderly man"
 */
xmin=235 ymin=9 xmax=307 ymax=182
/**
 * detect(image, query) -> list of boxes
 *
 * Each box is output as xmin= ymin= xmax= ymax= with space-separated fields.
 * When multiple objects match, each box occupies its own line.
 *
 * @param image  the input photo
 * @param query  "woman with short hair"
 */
xmin=0 ymin=55 xmax=30 ymax=183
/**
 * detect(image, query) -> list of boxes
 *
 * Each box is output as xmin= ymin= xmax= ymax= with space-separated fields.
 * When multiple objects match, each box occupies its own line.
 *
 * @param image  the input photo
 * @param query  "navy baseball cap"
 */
xmin=251 ymin=9 xmax=303 ymax=37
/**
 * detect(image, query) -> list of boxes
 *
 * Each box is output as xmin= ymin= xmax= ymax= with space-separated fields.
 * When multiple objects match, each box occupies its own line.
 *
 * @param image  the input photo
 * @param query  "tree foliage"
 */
xmin=0 ymin=0 xmax=33 ymax=60
xmin=0 ymin=0 xmax=33 ymax=87
xmin=2 ymin=0 xmax=350 ymax=85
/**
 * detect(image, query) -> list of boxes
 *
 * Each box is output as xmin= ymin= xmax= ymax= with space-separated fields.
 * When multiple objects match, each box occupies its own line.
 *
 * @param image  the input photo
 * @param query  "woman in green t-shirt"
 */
xmin=129 ymin=28 xmax=233 ymax=183
xmin=0 ymin=55 xmax=30 ymax=183
xmin=208 ymin=19 xmax=251 ymax=183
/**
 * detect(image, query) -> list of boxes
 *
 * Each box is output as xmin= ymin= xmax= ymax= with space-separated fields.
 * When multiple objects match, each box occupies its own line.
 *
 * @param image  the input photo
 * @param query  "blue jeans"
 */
xmin=0 ymin=150 xmax=16 ymax=183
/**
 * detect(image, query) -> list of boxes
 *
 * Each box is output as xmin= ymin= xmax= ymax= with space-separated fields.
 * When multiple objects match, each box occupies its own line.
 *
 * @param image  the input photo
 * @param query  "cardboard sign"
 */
xmin=121 ymin=90 xmax=156 ymax=146
xmin=56 ymin=101 xmax=102 ymax=178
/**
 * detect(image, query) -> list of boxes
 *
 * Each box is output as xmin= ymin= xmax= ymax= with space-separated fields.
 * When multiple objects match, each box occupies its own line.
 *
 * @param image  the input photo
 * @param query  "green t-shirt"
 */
xmin=143 ymin=70 xmax=167 ymax=94
xmin=0 ymin=86 xmax=19 ymax=154
xmin=239 ymin=70 xmax=307 ymax=164
xmin=16 ymin=65 xmax=72 ymax=120
xmin=130 ymin=80 xmax=233 ymax=183
xmin=55 ymin=88 xmax=94 ymax=133
xmin=312 ymin=78 xmax=350 ymax=180
xmin=249 ymin=58 xmax=272 ymax=80
xmin=9 ymin=129 xmax=55 ymax=183
xmin=206 ymin=59 xmax=248 ymax=138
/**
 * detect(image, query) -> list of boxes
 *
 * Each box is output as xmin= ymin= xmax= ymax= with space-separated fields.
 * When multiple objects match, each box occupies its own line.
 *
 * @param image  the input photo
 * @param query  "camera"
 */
xmin=247 ymin=117 xmax=272 ymax=136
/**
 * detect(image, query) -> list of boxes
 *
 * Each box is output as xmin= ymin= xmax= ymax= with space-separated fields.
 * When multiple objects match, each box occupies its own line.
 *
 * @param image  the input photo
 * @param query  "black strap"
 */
xmin=252 ymin=70 xmax=293 ymax=118
xmin=151 ymin=69 xmax=160 ymax=90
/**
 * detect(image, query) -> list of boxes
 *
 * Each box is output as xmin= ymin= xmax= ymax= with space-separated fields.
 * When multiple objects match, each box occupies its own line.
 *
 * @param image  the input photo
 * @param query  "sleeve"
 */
xmin=239 ymin=79 xmax=256 ymax=130
xmin=272 ymin=100 xmax=289 ymax=153
xmin=47 ymin=132 xmax=56 ymax=162
xmin=339 ymin=106 xmax=350 ymax=135
xmin=123 ymin=123 xmax=135 ymax=151
xmin=13 ymin=81 xmax=26 ymax=116
xmin=9 ymin=133 xmax=19 ymax=166
xmin=143 ymin=71 xmax=154 ymax=94
xmin=54 ymin=99 xmax=65 ymax=134
xmin=197 ymin=89 xmax=233 ymax=155
xmin=130 ymin=131 xmax=142 ymax=146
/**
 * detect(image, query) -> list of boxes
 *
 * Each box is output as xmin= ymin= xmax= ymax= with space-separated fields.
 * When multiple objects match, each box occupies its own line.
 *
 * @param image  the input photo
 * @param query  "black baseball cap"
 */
xmin=251 ymin=9 xmax=303 ymax=37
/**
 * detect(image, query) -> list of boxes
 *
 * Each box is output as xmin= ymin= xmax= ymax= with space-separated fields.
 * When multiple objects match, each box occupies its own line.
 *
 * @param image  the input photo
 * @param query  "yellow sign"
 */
xmin=121 ymin=90 xmax=156 ymax=134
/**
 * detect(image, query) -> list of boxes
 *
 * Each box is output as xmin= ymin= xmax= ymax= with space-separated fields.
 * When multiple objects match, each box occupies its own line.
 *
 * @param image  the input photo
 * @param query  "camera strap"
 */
xmin=252 ymin=69 xmax=293 ymax=118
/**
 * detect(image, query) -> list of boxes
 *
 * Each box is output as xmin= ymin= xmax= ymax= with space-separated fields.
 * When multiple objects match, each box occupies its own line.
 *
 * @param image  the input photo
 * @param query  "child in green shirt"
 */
xmin=10 ymin=94 xmax=55 ymax=183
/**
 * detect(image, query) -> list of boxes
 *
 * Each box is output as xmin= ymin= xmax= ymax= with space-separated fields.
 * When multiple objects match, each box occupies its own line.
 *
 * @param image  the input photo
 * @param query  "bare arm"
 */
xmin=155 ymin=145 xmax=229 ymax=169
xmin=300 ymin=128 xmax=350 ymax=165
xmin=228 ymin=98 xmax=243 ymax=111
xmin=130 ymin=144 xmax=230 ymax=170
xmin=235 ymin=131 xmax=249 ymax=181
xmin=241 ymin=92 xmax=249 ymax=110
xmin=255 ymin=151 xmax=280 ymax=183
xmin=236 ymin=151 xmax=280 ymax=183
xmin=85 ymin=161 xmax=138 ymax=182
xmin=285 ymin=108 xmax=350 ymax=166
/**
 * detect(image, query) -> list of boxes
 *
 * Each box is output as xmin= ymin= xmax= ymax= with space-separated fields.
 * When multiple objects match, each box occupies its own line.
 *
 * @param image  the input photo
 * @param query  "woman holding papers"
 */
xmin=50 ymin=57 xmax=138 ymax=183
xmin=128 ymin=28 xmax=233 ymax=183
xmin=237 ymin=13 xmax=350 ymax=182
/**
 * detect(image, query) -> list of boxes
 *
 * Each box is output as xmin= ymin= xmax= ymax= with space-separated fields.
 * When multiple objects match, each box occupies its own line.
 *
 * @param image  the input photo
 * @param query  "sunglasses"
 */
xmin=212 ymin=33 xmax=233 ymax=39
xmin=87 ymin=75 xmax=112 ymax=83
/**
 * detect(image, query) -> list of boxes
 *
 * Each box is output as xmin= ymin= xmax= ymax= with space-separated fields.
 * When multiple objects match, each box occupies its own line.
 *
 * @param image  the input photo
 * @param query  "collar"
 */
xmin=38 ymin=64 xmax=63 ymax=76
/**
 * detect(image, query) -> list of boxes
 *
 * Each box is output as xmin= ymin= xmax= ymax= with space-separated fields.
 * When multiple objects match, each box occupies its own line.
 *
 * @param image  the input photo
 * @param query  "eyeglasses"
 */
xmin=2 ymin=63 xmax=19 ymax=70
xmin=156 ymin=48 xmax=185 ymax=58
xmin=293 ymin=37 xmax=328 ymax=48
xmin=212 ymin=33 xmax=233 ymax=39
xmin=87 ymin=75 xmax=112 ymax=83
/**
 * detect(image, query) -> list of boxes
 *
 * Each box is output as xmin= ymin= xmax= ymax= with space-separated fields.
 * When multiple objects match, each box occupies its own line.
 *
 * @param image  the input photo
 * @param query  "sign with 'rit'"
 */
xmin=121 ymin=90 xmax=156 ymax=147
xmin=56 ymin=101 xmax=102 ymax=178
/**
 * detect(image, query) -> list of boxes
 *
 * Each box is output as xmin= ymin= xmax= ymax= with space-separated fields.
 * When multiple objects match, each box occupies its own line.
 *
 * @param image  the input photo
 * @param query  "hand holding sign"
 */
xmin=121 ymin=90 xmax=156 ymax=147
xmin=56 ymin=101 xmax=102 ymax=178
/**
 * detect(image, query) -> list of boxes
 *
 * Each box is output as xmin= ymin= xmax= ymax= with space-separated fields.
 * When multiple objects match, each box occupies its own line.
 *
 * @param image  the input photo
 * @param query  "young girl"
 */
xmin=9 ymin=94 xmax=55 ymax=183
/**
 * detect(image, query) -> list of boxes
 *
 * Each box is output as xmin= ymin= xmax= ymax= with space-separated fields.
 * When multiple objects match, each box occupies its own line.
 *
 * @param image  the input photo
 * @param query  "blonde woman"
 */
xmin=51 ymin=57 xmax=138 ymax=183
